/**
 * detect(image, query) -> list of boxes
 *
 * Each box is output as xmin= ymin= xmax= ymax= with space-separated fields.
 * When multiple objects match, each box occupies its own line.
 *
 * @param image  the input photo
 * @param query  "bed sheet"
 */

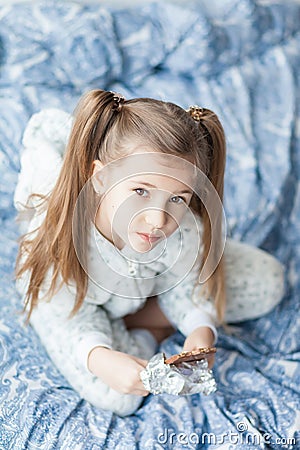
xmin=0 ymin=0 xmax=300 ymax=448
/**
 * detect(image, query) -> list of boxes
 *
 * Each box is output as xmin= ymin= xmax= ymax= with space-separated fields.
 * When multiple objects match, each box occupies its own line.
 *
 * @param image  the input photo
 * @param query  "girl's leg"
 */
xmin=224 ymin=240 xmax=285 ymax=323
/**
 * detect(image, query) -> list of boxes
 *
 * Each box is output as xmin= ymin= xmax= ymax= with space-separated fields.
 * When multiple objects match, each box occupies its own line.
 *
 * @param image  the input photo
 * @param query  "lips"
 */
xmin=137 ymin=232 xmax=161 ymax=243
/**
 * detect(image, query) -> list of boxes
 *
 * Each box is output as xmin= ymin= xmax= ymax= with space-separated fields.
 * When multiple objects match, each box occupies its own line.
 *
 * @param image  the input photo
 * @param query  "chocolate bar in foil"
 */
xmin=140 ymin=350 xmax=217 ymax=396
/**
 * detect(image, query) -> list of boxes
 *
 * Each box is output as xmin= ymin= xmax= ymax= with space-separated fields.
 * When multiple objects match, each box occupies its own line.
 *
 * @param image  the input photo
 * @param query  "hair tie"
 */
xmin=110 ymin=91 xmax=125 ymax=111
xmin=186 ymin=105 xmax=204 ymax=122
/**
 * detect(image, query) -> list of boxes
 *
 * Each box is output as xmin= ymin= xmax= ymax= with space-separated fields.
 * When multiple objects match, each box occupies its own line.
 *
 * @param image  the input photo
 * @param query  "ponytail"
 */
xmin=16 ymin=89 xmax=123 ymax=320
xmin=188 ymin=107 xmax=227 ymax=323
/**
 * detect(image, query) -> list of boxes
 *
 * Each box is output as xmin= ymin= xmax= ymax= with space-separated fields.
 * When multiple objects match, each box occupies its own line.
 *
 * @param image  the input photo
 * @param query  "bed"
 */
xmin=0 ymin=0 xmax=300 ymax=448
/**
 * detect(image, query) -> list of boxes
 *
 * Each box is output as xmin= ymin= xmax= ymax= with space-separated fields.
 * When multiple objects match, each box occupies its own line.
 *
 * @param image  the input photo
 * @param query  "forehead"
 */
xmin=108 ymin=149 xmax=197 ymax=189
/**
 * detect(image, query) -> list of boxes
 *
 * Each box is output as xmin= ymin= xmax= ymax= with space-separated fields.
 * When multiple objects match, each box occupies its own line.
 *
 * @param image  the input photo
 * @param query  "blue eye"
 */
xmin=170 ymin=196 xmax=185 ymax=204
xmin=134 ymin=188 xmax=149 ymax=197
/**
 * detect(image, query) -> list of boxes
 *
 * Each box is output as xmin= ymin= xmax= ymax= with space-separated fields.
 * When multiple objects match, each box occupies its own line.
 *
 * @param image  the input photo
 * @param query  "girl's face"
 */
xmin=92 ymin=149 xmax=195 ymax=253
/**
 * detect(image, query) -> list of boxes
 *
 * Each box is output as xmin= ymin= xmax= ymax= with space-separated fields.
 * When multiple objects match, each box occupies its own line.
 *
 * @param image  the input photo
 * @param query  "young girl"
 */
xmin=14 ymin=90 xmax=284 ymax=416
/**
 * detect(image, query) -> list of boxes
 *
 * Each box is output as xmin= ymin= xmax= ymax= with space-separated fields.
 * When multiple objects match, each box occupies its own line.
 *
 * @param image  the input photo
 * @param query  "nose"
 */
xmin=145 ymin=209 xmax=167 ymax=229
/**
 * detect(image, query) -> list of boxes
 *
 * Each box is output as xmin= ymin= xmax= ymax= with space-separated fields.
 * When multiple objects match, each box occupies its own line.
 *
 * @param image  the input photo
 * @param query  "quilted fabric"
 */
xmin=0 ymin=0 xmax=299 ymax=448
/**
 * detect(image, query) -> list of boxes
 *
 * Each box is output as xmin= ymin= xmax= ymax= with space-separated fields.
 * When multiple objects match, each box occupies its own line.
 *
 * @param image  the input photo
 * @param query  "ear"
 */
xmin=92 ymin=159 xmax=104 ymax=175
xmin=91 ymin=159 xmax=105 ymax=194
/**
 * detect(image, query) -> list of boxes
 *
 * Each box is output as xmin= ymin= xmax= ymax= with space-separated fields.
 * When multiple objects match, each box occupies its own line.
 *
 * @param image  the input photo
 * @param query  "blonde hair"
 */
xmin=16 ymin=89 xmax=226 ymax=322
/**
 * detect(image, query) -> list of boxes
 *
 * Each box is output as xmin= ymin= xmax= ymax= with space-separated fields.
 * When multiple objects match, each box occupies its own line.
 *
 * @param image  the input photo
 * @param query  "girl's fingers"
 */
xmin=131 ymin=382 xmax=150 ymax=396
xmin=207 ymin=355 xmax=215 ymax=369
xmin=134 ymin=389 xmax=149 ymax=397
xmin=130 ymin=355 xmax=148 ymax=367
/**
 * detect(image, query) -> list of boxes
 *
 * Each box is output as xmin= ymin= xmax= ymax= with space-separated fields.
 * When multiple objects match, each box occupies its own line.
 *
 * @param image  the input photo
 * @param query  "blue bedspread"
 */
xmin=0 ymin=0 xmax=300 ymax=448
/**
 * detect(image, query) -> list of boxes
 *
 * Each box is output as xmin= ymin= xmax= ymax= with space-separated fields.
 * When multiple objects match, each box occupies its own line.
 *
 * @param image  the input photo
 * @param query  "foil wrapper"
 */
xmin=140 ymin=352 xmax=217 ymax=396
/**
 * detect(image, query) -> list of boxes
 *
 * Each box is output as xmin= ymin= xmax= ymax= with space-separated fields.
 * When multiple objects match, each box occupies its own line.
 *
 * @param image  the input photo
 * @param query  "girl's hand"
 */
xmin=88 ymin=347 xmax=149 ymax=396
xmin=183 ymin=326 xmax=216 ymax=368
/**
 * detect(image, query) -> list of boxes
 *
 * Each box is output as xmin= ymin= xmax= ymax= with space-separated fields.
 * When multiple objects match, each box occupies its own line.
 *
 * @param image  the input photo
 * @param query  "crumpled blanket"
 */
xmin=0 ymin=0 xmax=299 ymax=448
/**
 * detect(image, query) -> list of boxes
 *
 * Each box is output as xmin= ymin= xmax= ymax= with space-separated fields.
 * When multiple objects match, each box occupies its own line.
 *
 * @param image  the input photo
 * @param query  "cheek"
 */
xmin=127 ymin=213 xmax=142 ymax=229
xmin=165 ymin=208 xmax=189 ymax=235
xmin=168 ymin=220 xmax=180 ymax=235
xmin=107 ymin=190 xmax=123 ymax=212
xmin=99 ymin=192 xmax=119 ymax=225
xmin=167 ymin=206 xmax=184 ymax=222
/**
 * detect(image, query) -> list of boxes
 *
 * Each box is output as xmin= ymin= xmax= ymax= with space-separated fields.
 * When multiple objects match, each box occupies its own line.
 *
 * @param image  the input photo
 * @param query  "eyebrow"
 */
xmin=128 ymin=180 xmax=193 ymax=195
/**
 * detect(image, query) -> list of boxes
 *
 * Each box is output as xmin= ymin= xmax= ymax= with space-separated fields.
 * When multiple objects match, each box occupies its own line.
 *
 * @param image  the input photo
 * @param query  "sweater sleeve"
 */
xmin=157 ymin=214 xmax=218 ymax=343
xmin=25 ymin=280 xmax=113 ymax=373
xmin=157 ymin=265 xmax=218 ymax=343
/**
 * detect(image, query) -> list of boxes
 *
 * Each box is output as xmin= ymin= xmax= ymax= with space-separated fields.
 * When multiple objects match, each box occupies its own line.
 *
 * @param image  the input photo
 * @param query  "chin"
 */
xmin=132 ymin=243 xmax=153 ymax=253
xmin=128 ymin=237 xmax=156 ymax=253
